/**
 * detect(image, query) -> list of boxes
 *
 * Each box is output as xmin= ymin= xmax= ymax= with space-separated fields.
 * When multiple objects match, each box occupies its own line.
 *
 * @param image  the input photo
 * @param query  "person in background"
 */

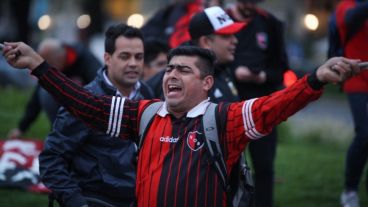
xmin=142 ymin=38 xmax=170 ymax=81
xmin=226 ymin=0 xmax=289 ymax=206
xmin=39 ymin=24 xmax=154 ymax=207
xmin=7 ymin=38 xmax=101 ymax=139
xmin=334 ymin=1 xmax=368 ymax=207
xmin=141 ymin=0 xmax=223 ymax=48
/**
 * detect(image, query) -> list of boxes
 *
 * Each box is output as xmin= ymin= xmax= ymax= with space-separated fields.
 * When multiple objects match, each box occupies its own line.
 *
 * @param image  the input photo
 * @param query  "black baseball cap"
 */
xmin=189 ymin=6 xmax=246 ymax=39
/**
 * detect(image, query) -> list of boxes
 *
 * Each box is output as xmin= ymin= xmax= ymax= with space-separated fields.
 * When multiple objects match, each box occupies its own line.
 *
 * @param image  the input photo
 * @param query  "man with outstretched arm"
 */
xmin=3 ymin=42 xmax=361 ymax=207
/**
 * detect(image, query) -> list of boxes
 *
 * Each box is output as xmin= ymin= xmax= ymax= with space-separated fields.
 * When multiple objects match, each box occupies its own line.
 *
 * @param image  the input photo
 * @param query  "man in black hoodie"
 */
xmin=227 ymin=1 xmax=289 ymax=206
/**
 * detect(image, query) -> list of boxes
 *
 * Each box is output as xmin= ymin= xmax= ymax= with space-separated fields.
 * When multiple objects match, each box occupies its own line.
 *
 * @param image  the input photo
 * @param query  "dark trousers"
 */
xmin=344 ymin=93 xmax=368 ymax=191
xmin=249 ymin=129 xmax=277 ymax=207
xmin=39 ymin=87 xmax=60 ymax=124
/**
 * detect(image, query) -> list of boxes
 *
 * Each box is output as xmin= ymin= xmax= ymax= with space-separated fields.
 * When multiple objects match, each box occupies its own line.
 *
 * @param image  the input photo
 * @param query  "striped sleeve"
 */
xmin=106 ymin=96 xmax=125 ymax=137
xmin=242 ymin=98 xmax=266 ymax=140
xmin=31 ymin=62 xmax=139 ymax=139
xmin=245 ymin=75 xmax=323 ymax=138
xmin=223 ymin=75 xmax=323 ymax=170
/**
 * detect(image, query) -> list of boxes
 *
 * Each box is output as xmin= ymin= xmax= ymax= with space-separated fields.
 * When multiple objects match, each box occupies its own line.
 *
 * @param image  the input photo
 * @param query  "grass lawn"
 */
xmin=0 ymin=87 xmax=367 ymax=206
xmin=275 ymin=134 xmax=367 ymax=207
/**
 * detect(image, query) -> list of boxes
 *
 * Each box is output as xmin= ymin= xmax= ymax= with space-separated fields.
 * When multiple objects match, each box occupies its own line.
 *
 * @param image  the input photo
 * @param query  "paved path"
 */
xmin=286 ymin=95 xmax=354 ymax=142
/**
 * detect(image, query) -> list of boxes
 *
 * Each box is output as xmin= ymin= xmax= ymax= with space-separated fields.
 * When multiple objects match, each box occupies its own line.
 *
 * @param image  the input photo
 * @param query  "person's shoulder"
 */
xmin=84 ymin=70 xmax=118 ymax=96
xmin=83 ymin=75 xmax=100 ymax=91
xmin=255 ymin=7 xmax=270 ymax=18
xmin=338 ymin=0 xmax=357 ymax=7
xmin=256 ymin=8 xmax=282 ymax=23
xmin=51 ymin=105 xmax=82 ymax=129
xmin=147 ymin=70 xmax=165 ymax=87
xmin=336 ymin=0 xmax=357 ymax=12
xmin=139 ymin=81 xmax=155 ymax=99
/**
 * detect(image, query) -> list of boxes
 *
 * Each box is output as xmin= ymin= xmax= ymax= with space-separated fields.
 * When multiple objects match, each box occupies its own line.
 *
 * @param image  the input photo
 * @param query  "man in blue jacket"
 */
xmin=39 ymin=23 xmax=154 ymax=207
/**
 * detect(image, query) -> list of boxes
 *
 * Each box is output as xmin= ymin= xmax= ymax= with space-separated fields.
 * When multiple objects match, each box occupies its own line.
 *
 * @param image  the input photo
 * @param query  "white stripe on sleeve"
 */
xmin=114 ymin=97 xmax=125 ymax=137
xmin=110 ymin=97 xmax=122 ymax=137
xmin=242 ymin=98 xmax=266 ymax=139
xmin=106 ymin=96 xmax=116 ymax=135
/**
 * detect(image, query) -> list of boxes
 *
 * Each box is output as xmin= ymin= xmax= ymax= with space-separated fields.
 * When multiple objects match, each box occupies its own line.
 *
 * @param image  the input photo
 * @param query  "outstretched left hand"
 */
xmin=316 ymin=57 xmax=361 ymax=84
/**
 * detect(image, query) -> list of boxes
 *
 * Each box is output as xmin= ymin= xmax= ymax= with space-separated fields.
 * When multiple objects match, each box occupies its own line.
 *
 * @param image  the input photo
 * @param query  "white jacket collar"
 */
xmin=157 ymin=98 xmax=211 ymax=118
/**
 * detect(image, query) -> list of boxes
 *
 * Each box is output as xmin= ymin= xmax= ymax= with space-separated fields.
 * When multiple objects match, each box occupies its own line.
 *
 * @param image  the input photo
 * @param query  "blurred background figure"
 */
xmin=7 ymin=38 xmax=101 ymax=139
xmin=0 ymin=0 xmax=34 ymax=88
xmin=141 ymin=0 xmax=223 ymax=48
xmin=142 ymin=37 xmax=169 ymax=81
xmin=332 ymin=1 xmax=368 ymax=207
xmin=227 ymin=0 xmax=289 ymax=207
xmin=142 ymin=37 xmax=169 ymax=98
xmin=1 ymin=0 xmax=33 ymax=42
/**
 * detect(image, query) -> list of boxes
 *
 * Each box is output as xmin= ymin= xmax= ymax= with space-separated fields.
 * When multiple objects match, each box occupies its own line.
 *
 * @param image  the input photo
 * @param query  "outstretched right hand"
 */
xmin=3 ymin=42 xmax=44 ymax=70
xmin=316 ymin=57 xmax=361 ymax=84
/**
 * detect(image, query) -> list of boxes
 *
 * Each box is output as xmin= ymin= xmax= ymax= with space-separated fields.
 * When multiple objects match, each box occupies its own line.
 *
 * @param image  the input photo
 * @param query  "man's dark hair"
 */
xmin=104 ymin=23 xmax=144 ymax=54
xmin=167 ymin=46 xmax=216 ymax=78
xmin=144 ymin=38 xmax=170 ymax=65
xmin=189 ymin=34 xmax=216 ymax=47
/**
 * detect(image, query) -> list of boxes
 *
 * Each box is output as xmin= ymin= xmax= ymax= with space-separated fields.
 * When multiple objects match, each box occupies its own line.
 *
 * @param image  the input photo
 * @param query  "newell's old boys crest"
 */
xmin=256 ymin=32 xmax=268 ymax=49
xmin=187 ymin=131 xmax=204 ymax=151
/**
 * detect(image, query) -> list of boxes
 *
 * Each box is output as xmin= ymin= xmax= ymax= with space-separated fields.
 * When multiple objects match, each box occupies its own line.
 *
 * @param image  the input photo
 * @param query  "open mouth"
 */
xmin=168 ymin=84 xmax=182 ymax=95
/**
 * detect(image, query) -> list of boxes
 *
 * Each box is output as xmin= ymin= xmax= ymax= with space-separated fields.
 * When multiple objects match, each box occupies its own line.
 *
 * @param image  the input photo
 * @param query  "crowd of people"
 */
xmin=1 ymin=0 xmax=367 ymax=207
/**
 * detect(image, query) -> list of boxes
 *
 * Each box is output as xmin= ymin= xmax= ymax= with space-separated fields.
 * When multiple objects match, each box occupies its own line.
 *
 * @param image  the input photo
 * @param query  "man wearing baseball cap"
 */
xmin=189 ymin=6 xmax=246 ymax=102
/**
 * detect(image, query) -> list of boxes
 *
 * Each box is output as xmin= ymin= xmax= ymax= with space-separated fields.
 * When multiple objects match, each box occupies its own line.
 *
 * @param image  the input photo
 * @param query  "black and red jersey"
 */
xmin=33 ymin=62 xmax=322 ymax=207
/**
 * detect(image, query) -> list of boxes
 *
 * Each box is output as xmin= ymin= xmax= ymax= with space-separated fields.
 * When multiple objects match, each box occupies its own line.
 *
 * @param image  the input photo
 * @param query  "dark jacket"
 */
xmin=228 ymin=8 xmax=289 ymax=99
xmin=146 ymin=64 xmax=239 ymax=103
xmin=209 ymin=64 xmax=240 ymax=103
xmin=39 ymin=67 xmax=154 ymax=207
xmin=141 ymin=2 xmax=188 ymax=46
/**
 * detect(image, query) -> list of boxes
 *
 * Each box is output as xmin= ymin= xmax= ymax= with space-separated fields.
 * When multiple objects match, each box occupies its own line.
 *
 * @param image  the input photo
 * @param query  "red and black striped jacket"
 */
xmin=33 ymin=62 xmax=322 ymax=207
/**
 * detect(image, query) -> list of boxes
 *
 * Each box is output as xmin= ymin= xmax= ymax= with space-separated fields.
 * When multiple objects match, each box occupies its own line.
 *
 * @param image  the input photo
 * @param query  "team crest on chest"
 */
xmin=186 ymin=131 xmax=204 ymax=151
xmin=256 ymin=32 xmax=268 ymax=49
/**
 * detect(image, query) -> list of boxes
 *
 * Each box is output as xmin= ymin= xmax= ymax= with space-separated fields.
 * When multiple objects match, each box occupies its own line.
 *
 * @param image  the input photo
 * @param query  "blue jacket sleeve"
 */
xmin=345 ymin=2 xmax=368 ymax=36
xmin=39 ymin=107 xmax=90 ymax=207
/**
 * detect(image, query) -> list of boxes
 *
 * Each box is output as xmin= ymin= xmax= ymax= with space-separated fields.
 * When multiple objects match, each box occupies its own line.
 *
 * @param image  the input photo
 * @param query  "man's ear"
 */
xmin=198 ymin=36 xmax=212 ymax=50
xmin=104 ymin=52 xmax=111 ymax=66
xmin=202 ymin=75 xmax=214 ymax=91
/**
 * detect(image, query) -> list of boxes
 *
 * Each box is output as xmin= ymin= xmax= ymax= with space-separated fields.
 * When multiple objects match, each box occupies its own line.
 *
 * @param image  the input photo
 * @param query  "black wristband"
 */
xmin=31 ymin=61 xmax=49 ymax=78
xmin=307 ymin=70 xmax=326 ymax=90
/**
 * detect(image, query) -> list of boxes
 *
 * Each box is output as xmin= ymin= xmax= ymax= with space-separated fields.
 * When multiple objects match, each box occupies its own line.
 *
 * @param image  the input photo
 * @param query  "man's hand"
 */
xmin=3 ymin=42 xmax=44 ymax=70
xmin=316 ymin=57 xmax=361 ymax=84
xmin=235 ymin=66 xmax=266 ymax=84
